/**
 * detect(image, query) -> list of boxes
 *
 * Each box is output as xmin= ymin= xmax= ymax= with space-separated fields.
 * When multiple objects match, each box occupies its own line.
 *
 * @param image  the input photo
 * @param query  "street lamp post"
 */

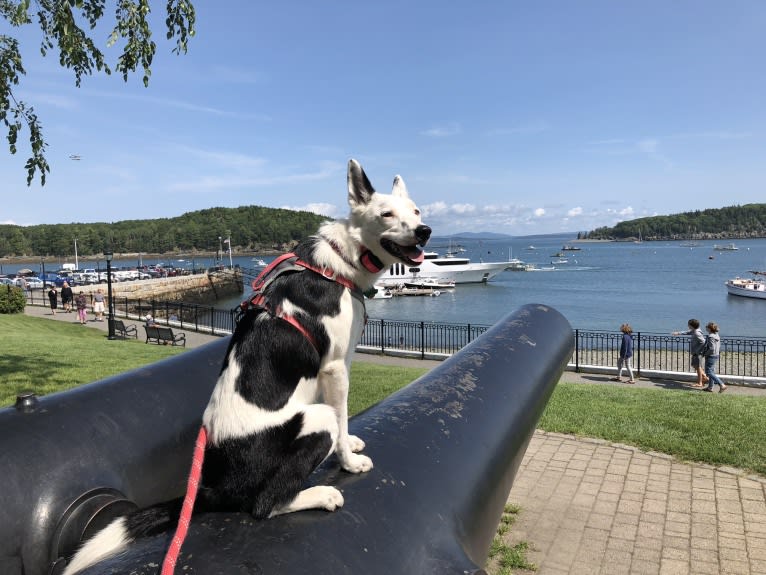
xmin=41 ymin=257 xmax=46 ymax=296
xmin=105 ymin=251 xmax=116 ymax=340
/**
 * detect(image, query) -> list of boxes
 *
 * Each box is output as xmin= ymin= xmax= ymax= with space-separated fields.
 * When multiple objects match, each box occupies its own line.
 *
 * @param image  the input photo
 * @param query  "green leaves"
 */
xmin=1 ymin=0 xmax=196 ymax=186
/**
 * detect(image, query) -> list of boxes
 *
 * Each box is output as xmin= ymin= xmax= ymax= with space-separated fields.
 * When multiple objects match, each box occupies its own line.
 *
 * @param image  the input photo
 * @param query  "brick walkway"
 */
xmin=507 ymin=431 xmax=766 ymax=575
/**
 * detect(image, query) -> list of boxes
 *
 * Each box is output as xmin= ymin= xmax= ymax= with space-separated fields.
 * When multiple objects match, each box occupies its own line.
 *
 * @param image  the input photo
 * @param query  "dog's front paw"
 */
xmin=348 ymin=434 xmax=366 ymax=453
xmin=315 ymin=486 xmax=345 ymax=512
xmin=342 ymin=453 xmax=373 ymax=474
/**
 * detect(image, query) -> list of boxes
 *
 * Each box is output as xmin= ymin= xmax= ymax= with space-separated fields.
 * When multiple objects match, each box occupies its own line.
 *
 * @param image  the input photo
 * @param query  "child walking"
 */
xmin=611 ymin=323 xmax=636 ymax=384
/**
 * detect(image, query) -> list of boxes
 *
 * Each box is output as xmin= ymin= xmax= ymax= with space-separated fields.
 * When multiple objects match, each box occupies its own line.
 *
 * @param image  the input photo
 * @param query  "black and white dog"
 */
xmin=62 ymin=159 xmax=431 ymax=574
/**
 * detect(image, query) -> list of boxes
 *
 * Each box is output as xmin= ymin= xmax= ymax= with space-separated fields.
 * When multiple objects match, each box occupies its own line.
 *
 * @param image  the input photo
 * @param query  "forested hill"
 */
xmin=0 ymin=206 xmax=330 ymax=257
xmin=584 ymin=204 xmax=766 ymax=241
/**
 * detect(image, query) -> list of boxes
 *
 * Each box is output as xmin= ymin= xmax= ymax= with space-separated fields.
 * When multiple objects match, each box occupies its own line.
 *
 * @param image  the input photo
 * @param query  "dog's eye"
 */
xmin=381 ymin=211 xmax=394 ymax=218
xmin=414 ymin=209 xmax=420 ymax=216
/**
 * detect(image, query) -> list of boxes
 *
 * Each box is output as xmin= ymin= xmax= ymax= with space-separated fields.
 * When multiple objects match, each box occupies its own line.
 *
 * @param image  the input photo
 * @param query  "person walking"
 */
xmin=702 ymin=322 xmax=727 ymax=393
xmin=92 ymin=288 xmax=106 ymax=321
xmin=61 ymin=282 xmax=73 ymax=313
xmin=672 ymin=319 xmax=708 ymax=387
xmin=47 ymin=286 xmax=58 ymax=315
xmin=610 ymin=323 xmax=636 ymax=384
xmin=75 ymin=291 xmax=88 ymax=324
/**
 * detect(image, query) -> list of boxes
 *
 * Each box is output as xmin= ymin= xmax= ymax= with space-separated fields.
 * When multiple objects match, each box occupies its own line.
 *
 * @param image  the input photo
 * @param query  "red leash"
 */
xmin=161 ymin=426 xmax=207 ymax=575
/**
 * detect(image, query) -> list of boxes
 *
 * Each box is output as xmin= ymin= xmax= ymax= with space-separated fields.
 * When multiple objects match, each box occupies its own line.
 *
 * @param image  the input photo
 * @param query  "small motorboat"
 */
xmin=366 ymin=285 xmax=393 ymax=299
xmin=402 ymin=278 xmax=456 ymax=290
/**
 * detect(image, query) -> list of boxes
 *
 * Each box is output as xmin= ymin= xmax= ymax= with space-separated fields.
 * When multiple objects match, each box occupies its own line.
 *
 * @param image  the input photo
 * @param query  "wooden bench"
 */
xmin=144 ymin=325 xmax=186 ymax=347
xmin=113 ymin=320 xmax=137 ymax=339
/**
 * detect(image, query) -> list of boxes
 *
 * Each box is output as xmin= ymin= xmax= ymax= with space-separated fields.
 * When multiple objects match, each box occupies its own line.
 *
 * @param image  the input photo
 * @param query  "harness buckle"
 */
xmin=321 ymin=267 xmax=337 ymax=281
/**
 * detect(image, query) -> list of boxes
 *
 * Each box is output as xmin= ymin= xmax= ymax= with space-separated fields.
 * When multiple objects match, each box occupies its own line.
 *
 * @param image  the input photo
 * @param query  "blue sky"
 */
xmin=3 ymin=1 xmax=766 ymax=237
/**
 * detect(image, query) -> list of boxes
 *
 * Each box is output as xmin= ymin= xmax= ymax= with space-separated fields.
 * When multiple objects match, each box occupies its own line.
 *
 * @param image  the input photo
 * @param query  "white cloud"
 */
xmin=420 ymin=123 xmax=461 ymax=137
xmin=637 ymin=139 xmax=658 ymax=154
xmin=534 ymin=208 xmax=546 ymax=217
xmin=567 ymin=207 xmax=583 ymax=217
xmin=34 ymin=92 xmax=79 ymax=109
xmin=421 ymin=201 xmax=450 ymax=216
xmin=451 ymin=203 xmax=476 ymax=214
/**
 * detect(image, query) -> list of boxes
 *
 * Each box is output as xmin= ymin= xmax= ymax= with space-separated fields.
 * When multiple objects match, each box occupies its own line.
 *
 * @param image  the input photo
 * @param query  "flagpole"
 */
xmin=228 ymin=236 xmax=233 ymax=268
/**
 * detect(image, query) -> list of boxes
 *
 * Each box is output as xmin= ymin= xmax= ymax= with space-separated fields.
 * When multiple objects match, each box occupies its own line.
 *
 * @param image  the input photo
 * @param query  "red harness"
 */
xmin=160 ymin=247 xmax=378 ymax=574
xmin=239 ymin=251 xmax=370 ymax=349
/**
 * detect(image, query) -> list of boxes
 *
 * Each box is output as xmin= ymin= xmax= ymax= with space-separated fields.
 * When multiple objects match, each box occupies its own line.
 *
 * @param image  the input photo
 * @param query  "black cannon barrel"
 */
xmin=74 ymin=303 xmax=574 ymax=575
xmin=0 ymin=338 xmax=230 ymax=575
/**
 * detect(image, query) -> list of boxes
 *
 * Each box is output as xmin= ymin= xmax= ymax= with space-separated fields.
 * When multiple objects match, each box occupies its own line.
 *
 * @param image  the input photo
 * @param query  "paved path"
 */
xmin=23 ymin=304 xmax=766 ymax=574
xmin=508 ymin=431 xmax=766 ymax=575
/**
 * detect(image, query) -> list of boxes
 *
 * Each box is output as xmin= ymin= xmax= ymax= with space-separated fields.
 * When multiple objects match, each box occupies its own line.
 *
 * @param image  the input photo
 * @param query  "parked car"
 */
xmin=0 ymin=277 xmax=15 ymax=286
xmin=14 ymin=277 xmax=44 ymax=289
xmin=16 ymin=277 xmax=43 ymax=289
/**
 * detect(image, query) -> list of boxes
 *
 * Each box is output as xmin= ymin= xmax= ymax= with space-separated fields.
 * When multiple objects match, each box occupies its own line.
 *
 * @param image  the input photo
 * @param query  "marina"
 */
xmin=4 ymin=234 xmax=766 ymax=338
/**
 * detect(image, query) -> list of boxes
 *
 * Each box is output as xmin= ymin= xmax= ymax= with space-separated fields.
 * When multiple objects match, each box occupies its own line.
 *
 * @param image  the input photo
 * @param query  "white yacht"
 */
xmin=726 ymin=274 xmax=766 ymax=300
xmin=377 ymin=251 xmax=510 ymax=285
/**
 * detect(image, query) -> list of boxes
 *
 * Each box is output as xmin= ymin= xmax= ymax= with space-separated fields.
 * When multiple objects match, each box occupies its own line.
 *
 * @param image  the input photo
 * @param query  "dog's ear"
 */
xmin=391 ymin=175 xmax=409 ymax=199
xmin=347 ymin=159 xmax=376 ymax=207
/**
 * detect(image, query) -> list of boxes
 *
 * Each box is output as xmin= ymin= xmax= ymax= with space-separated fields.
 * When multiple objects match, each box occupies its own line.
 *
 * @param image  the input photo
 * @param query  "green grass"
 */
xmin=0 ymin=313 xmax=428 ymax=410
xmin=542 ymin=382 xmax=766 ymax=475
xmin=0 ymin=313 xmax=185 ymax=406
xmin=3 ymin=312 xmax=766 ymax=477
xmin=348 ymin=363 xmax=428 ymax=415
xmin=488 ymin=504 xmax=536 ymax=574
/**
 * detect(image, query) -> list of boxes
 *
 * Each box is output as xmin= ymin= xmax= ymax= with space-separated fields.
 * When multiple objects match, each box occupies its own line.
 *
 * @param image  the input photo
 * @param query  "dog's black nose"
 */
xmin=415 ymin=225 xmax=432 ymax=245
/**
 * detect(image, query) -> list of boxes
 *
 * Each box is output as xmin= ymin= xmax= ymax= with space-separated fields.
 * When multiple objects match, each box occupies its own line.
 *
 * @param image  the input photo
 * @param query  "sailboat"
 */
xmin=633 ymin=228 xmax=642 ymax=244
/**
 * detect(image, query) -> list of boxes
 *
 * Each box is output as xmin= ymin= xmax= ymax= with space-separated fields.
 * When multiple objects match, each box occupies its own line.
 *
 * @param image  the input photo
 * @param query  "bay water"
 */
xmin=6 ymin=233 xmax=765 ymax=338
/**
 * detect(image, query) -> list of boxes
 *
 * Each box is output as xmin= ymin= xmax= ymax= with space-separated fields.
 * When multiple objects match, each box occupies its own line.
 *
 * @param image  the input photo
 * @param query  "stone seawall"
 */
xmin=66 ymin=270 xmax=243 ymax=304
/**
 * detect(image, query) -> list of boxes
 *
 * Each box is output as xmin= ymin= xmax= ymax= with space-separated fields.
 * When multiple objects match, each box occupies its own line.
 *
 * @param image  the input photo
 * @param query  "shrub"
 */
xmin=0 ymin=285 xmax=26 ymax=314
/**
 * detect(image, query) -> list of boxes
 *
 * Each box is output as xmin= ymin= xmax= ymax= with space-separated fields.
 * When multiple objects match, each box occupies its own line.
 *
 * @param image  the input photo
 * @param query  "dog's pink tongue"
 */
xmin=409 ymin=247 xmax=425 ymax=263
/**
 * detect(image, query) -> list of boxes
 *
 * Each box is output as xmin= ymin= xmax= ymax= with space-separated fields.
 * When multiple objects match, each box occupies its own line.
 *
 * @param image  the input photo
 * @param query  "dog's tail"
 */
xmin=61 ymin=499 xmax=183 ymax=575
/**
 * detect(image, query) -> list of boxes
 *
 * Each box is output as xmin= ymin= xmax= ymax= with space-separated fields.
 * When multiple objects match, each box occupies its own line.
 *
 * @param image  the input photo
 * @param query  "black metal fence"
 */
xmin=20 ymin=290 xmax=766 ymax=379
xmin=358 ymin=318 xmax=490 ymax=359
xmin=572 ymin=330 xmax=766 ymax=379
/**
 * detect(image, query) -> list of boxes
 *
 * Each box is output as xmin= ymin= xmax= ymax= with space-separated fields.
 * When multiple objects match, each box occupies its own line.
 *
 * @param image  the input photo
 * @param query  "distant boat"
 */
xmin=506 ymin=259 xmax=534 ymax=271
xmin=714 ymin=243 xmax=738 ymax=251
xmin=366 ymin=285 xmax=393 ymax=299
xmin=633 ymin=229 xmax=643 ymax=243
xmin=392 ymin=287 xmax=442 ymax=297
xmin=403 ymin=278 xmax=456 ymax=290
xmin=526 ymin=265 xmax=556 ymax=272
xmin=726 ymin=275 xmax=766 ymax=299
xmin=251 ymin=258 xmax=267 ymax=266
xmin=550 ymin=258 xmax=568 ymax=264
xmin=562 ymin=245 xmax=581 ymax=251
xmin=551 ymin=251 xmax=565 ymax=257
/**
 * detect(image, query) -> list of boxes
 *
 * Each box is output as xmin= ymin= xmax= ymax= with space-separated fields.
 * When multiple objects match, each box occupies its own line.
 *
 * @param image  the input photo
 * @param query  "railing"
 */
xmin=571 ymin=330 xmax=766 ymax=379
xmin=358 ymin=318 xmax=490 ymax=359
xmin=23 ymin=290 xmax=239 ymax=336
xmin=21 ymin=292 xmax=766 ymax=379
